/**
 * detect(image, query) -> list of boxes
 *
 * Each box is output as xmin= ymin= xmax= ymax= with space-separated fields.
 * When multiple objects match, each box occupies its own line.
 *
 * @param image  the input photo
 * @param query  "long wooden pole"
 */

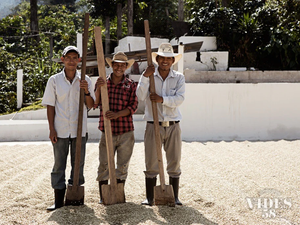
xmin=94 ymin=26 xmax=117 ymax=188
xmin=73 ymin=13 xmax=89 ymax=189
xmin=144 ymin=20 xmax=166 ymax=191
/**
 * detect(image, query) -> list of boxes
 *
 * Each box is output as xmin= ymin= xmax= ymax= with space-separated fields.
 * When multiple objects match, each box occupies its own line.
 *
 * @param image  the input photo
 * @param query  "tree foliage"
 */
xmin=1 ymin=0 xmax=300 ymax=114
xmin=0 ymin=1 xmax=102 ymax=114
xmin=188 ymin=0 xmax=300 ymax=70
xmin=132 ymin=0 xmax=178 ymax=38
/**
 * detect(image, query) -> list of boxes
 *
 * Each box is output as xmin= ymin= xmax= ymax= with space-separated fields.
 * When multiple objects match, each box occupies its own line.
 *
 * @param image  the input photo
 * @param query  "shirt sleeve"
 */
xmin=41 ymin=76 xmax=56 ymax=107
xmin=86 ymin=76 xmax=96 ymax=101
xmin=127 ymin=81 xmax=138 ymax=115
xmin=136 ymin=73 xmax=150 ymax=101
xmin=162 ymin=74 xmax=185 ymax=108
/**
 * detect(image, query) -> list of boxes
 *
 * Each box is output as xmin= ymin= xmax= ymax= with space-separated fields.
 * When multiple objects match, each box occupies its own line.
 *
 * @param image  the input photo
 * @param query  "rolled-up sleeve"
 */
xmin=127 ymin=82 xmax=138 ymax=115
xmin=42 ymin=76 xmax=56 ymax=107
xmin=136 ymin=74 xmax=150 ymax=101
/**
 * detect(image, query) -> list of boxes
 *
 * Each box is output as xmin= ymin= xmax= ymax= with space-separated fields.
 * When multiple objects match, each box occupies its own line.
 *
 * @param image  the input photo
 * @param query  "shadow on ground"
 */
xmin=103 ymin=202 xmax=218 ymax=225
xmin=47 ymin=205 xmax=101 ymax=224
xmin=47 ymin=202 xmax=217 ymax=225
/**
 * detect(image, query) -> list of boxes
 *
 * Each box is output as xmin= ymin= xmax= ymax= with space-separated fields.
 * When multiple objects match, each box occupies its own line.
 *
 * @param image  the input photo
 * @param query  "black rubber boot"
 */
xmin=141 ymin=177 xmax=157 ymax=206
xmin=117 ymin=179 xmax=126 ymax=185
xmin=117 ymin=179 xmax=126 ymax=202
xmin=98 ymin=180 xmax=108 ymax=204
xmin=169 ymin=177 xmax=182 ymax=205
xmin=47 ymin=188 xmax=66 ymax=211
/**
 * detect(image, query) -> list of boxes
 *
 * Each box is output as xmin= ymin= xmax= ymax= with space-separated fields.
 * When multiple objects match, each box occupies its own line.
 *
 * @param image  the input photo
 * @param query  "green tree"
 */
xmin=30 ymin=0 xmax=39 ymax=43
xmin=89 ymin=0 xmax=124 ymax=53
xmin=189 ymin=0 xmax=300 ymax=70
xmin=133 ymin=0 xmax=177 ymax=38
xmin=41 ymin=0 xmax=77 ymax=11
xmin=0 ymin=1 xmax=102 ymax=114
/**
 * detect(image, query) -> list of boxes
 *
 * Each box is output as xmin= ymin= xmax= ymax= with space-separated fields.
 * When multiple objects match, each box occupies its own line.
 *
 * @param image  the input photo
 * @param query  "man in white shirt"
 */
xmin=136 ymin=43 xmax=185 ymax=206
xmin=42 ymin=46 xmax=95 ymax=211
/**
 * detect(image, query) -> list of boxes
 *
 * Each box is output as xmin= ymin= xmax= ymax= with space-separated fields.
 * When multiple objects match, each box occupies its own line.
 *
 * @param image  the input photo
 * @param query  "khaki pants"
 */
xmin=97 ymin=131 xmax=134 ymax=181
xmin=144 ymin=122 xmax=182 ymax=178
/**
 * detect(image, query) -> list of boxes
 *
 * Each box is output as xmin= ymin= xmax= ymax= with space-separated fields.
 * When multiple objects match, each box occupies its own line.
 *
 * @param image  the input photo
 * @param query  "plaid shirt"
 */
xmin=96 ymin=74 xmax=138 ymax=135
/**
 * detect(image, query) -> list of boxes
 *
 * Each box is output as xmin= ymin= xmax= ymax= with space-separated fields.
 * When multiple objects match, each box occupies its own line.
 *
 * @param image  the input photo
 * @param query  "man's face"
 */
xmin=61 ymin=52 xmax=80 ymax=71
xmin=157 ymin=56 xmax=175 ymax=71
xmin=112 ymin=62 xmax=127 ymax=78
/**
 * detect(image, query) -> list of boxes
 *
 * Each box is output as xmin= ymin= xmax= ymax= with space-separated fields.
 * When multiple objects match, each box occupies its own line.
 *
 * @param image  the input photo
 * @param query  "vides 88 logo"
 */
xmin=246 ymin=188 xmax=292 ymax=219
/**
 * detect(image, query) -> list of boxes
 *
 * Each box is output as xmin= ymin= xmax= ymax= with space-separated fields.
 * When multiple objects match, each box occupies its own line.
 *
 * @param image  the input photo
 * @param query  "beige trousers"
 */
xmin=97 ymin=131 xmax=134 ymax=181
xmin=144 ymin=122 xmax=182 ymax=178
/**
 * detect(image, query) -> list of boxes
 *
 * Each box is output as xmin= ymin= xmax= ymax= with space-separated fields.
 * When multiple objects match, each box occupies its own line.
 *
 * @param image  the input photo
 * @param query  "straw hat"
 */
xmin=152 ymin=43 xmax=182 ymax=65
xmin=105 ymin=51 xmax=135 ymax=70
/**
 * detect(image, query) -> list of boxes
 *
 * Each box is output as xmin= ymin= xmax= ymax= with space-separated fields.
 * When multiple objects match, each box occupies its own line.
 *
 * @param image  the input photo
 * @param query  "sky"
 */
xmin=0 ymin=0 xmax=81 ymax=19
xmin=0 ymin=0 xmax=21 ymax=19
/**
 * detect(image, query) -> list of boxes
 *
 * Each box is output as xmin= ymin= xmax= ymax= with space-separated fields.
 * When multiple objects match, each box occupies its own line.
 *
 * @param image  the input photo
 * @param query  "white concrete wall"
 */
xmin=113 ymin=36 xmax=229 ymax=74
xmin=114 ymin=36 xmax=169 ymax=74
xmin=2 ymin=83 xmax=300 ymax=141
xmin=115 ymin=36 xmax=169 ymax=52
xmin=0 ymin=114 xmax=143 ymax=142
xmin=170 ymin=36 xmax=228 ymax=71
xmin=182 ymin=51 xmax=229 ymax=71
xmin=170 ymin=36 xmax=217 ymax=52
xmin=180 ymin=83 xmax=300 ymax=141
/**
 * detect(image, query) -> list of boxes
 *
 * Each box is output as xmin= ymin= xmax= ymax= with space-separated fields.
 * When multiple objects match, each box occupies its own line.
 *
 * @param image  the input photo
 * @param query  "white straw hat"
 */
xmin=152 ymin=43 xmax=182 ymax=65
xmin=105 ymin=51 xmax=135 ymax=70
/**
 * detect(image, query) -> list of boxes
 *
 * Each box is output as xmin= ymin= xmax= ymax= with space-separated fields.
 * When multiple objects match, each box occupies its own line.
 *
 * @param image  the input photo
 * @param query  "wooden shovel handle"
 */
xmin=144 ymin=20 xmax=166 ymax=190
xmin=94 ymin=26 xmax=117 ymax=187
xmin=73 ymin=13 xmax=89 ymax=188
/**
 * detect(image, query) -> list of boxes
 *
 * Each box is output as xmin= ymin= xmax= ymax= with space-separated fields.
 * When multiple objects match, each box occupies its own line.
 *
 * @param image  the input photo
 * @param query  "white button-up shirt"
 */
xmin=136 ymin=67 xmax=185 ymax=121
xmin=42 ymin=69 xmax=95 ymax=138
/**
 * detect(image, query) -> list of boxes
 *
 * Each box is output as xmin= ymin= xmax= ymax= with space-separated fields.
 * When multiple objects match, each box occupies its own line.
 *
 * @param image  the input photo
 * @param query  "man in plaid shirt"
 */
xmin=94 ymin=52 xmax=138 ymax=203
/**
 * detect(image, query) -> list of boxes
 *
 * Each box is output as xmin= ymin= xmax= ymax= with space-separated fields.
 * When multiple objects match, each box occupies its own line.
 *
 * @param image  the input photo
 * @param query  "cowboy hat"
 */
xmin=152 ymin=43 xmax=182 ymax=65
xmin=105 ymin=51 xmax=135 ymax=70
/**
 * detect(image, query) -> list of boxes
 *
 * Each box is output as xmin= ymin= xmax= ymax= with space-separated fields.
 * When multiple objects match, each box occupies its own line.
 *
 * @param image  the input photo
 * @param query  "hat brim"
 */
xmin=105 ymin=58 xmax=135 ymax=70
xmin=152 ymin=52 xmax=182 ymax=65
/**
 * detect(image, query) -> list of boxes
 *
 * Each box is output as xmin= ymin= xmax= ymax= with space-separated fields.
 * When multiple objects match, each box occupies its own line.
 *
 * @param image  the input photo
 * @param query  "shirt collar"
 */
xmin=108 ymin=73 xmax=126 ymax=84
xmin=154 ymin=67 xmax=174 ymax=79
xmin=62 ymin=69 xmax=80 ymax=82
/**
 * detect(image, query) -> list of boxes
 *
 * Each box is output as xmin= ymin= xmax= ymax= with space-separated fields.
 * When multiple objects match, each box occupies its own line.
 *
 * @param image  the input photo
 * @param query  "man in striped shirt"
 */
xmin=94 ymin=52 xmax=138 ymax=203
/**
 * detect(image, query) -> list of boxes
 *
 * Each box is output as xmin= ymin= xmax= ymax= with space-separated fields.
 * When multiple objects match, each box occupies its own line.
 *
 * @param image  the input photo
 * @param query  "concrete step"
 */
xmin=0 ymin=110 xmax=146 ymax=142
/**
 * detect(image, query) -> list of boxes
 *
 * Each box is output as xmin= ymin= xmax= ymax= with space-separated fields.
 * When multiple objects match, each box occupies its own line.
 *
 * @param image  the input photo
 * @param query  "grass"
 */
xmin=18 ymin=99 xmax=45 ymax=112
xmin=0 ymin=100 xmax=45 ymax=116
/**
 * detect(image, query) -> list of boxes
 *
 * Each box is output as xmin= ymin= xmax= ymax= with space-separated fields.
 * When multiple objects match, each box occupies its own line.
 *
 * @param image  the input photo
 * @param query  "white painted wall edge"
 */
xmin=180 ymin=83 xmax=300 ymax=141
xmin=2 ymin=83 xmax=300 ymax=142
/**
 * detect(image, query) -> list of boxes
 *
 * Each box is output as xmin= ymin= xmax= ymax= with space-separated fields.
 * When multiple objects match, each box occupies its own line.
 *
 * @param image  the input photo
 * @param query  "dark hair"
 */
xmin=156 ymin=55 xmax=175 ymax=61
xmin=112 ymin=61 xmax=128 ymax=66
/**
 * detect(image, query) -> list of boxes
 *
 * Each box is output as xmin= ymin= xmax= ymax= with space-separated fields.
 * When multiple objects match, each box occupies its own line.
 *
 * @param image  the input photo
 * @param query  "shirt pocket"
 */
xmin=118 ymin=88 xmax=130 ymax=107
xmin=169 ymin=89 xmax=176 ymax=96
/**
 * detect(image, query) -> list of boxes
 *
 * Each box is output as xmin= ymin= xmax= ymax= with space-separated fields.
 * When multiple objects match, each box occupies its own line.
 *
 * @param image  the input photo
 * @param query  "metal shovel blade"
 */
xmin=154 ymin=185 xmax=175 ymax=207
xmin=101 ymin=183 xmax=125 ymax=205
xmin=65 ymin=185 xmax=84 ymax=206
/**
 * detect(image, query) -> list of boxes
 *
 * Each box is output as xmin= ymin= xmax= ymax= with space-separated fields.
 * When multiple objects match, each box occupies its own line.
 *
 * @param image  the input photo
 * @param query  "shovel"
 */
xmin=94 ymin=26 xmax=125 ymax=205
xmin=144 ymin=20 xmax=175 ymax=207
xmin=65 ymin=13 xmax=89 ymax=206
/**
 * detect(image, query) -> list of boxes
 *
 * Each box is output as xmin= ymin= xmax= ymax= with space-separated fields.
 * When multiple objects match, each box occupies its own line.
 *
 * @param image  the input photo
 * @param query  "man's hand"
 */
xmin=150 ymin=93 xmax=163 ymax=103
xmin=105 ymin=110 xmax=119 ymax=120
xmin=96 ymin=77 xmax=106 ymax=90
xmin=49 ymin=128 xmax=57 ymax=143
xmin=80 ymin=80 xmax=89 ymax=94
xmin=143 ymin=64 xmax=155 ymax=77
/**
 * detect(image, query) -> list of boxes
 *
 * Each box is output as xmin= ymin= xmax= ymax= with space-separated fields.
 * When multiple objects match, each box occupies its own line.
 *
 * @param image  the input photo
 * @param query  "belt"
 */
xmin=147 ymin=121 xmax=179 ymax=127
